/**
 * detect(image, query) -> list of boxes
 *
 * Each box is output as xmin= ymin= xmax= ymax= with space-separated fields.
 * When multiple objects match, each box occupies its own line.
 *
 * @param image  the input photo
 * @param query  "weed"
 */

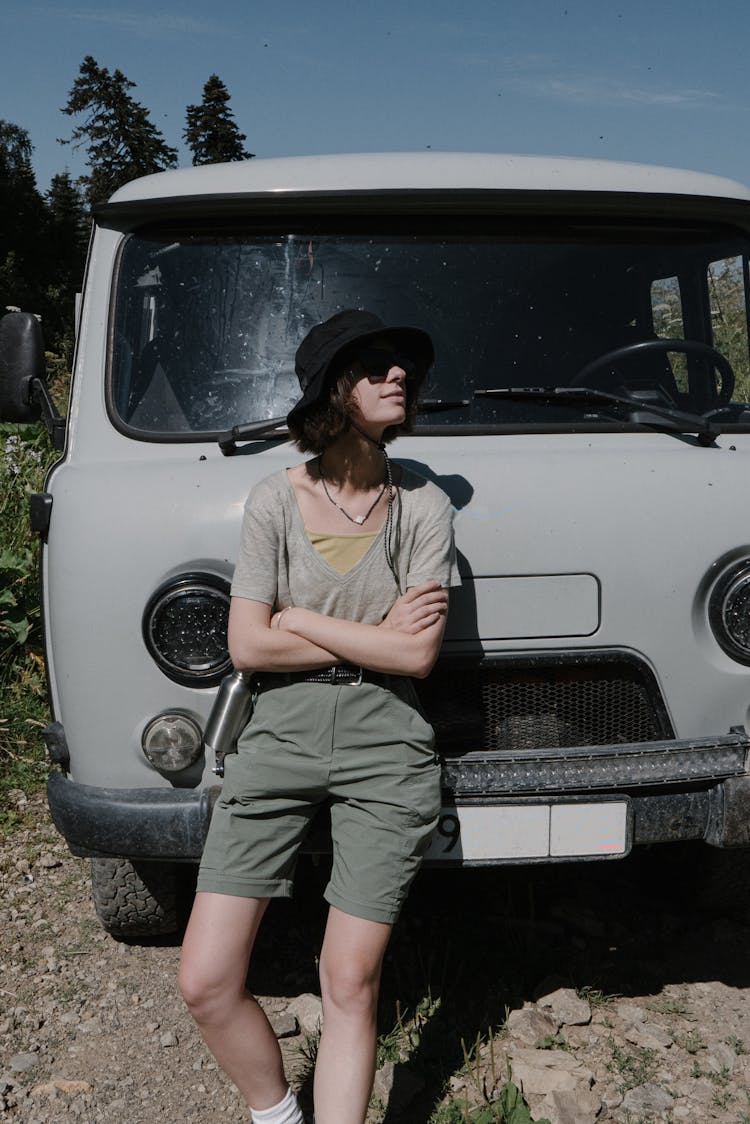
xmin=534 ymin=1033 xmax=569 ymax=1051
xmin=725 ymin=1034 xmax=748 ymax=1055
xmin=606 ymin=1039 xmax=658 ymax=1093
xmin=576 ymin=985 xmax=619 ymax=1008
xmin=0 ymin=365 xmax=68 ymax=815
xmin=376 ymin=991 xmax=441 ymax=1066
xmin=674 ymin=1028 xmax=705 ymax=1054
xmin=292 ymin=1026 xmax=320 ymax=1092
xmin=649 ymin=992 xmax=690 ymax=1018
xmin=430 ymin=1065 xmax=552 ymax=1123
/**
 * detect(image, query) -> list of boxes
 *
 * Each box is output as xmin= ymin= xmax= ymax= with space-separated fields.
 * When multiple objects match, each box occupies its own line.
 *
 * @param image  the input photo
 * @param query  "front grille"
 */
xmin=416 ymin=654 xmax=672 ymax=756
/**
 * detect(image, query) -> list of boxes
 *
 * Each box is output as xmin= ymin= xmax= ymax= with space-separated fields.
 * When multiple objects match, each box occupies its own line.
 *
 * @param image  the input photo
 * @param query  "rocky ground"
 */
xmin=2 ymin=790 xmax=750 ymax=1123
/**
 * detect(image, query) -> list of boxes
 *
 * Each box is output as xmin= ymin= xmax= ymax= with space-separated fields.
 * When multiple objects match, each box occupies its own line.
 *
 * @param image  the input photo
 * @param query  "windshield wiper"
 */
xmin=474 ymin=386 xmax=720 ymax=446
xmin=219 ymin=399 xmax=471 ymax=454
xmin=218 ymin=416 xmax=289 ymax=455
xmin=418 ymin=398 xmax=471 ymax=412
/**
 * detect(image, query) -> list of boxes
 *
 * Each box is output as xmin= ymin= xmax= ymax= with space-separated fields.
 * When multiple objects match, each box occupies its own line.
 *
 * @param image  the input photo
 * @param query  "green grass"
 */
xmin=0 ymin=355 xmax=69 ymax=829
xmin=606 ymin=1040 xmax=659 ymax=1094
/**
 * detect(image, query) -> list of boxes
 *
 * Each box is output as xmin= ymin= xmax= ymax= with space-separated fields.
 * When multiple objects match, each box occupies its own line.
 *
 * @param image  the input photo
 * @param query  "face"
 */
xmin=347 ymin=338 xmax=415 ymax=434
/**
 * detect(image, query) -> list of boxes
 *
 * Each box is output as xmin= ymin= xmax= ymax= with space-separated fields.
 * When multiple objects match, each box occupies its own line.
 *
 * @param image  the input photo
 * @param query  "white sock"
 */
xmin=250 ymin=1086 xmax=305 ymax=1124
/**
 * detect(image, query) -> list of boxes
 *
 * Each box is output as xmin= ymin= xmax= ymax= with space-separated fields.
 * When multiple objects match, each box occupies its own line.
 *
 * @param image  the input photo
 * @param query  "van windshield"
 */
xmin=110 ymin=223 xmax=750 ymax=438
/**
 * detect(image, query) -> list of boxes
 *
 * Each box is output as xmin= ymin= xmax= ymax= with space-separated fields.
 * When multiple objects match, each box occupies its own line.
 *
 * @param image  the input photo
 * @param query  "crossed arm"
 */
xmin=227 ymin=580 xmax=449 ymax=680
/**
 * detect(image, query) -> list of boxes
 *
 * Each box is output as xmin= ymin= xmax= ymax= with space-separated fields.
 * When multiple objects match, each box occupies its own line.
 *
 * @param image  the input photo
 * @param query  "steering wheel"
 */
xmin=571 ymin=338 xmax=735 ymax=405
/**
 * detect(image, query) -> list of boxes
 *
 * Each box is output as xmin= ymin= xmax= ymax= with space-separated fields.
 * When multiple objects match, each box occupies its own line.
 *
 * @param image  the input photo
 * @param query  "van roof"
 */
xmin=107 ymin=151 xmax=750 ymax=205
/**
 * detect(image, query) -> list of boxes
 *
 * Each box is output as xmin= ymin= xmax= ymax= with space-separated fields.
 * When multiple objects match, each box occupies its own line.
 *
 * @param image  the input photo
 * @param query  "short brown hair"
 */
xmin=288 ymin=362 xmax=420 ymax=455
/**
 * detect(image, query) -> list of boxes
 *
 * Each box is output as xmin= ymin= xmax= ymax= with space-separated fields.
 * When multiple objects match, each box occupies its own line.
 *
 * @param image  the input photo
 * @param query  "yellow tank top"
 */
xmin=306 ymin=529 xmax=378 ymax=574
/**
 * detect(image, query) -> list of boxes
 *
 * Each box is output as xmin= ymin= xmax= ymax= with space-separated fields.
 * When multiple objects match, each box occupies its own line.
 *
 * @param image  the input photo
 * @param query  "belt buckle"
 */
xmin=341 ymin=665 xmax=363 ymax=686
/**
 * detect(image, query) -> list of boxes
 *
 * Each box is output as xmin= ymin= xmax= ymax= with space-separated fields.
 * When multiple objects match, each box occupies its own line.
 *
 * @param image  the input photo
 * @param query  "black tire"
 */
xmin=655 ymin=842 xmax=750 ymax=922
xmin=689 ymin=846 xmax=750 ymax=921
xmin=0 ymin=312 xmax=44 ymax=422
xmin=90 ymin=857 xmax=179 ymax=938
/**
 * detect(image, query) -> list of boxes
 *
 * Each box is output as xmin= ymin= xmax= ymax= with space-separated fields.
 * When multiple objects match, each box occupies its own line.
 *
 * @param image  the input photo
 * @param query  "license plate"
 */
xmin=423 ymin=800 xmax=630 ymax=862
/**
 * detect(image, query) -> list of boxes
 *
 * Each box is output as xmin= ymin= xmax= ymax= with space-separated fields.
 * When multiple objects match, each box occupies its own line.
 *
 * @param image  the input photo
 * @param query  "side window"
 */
xmin=650 ymin=276 xmax=688 ymax=392
xmin=708 ymin=256 xmax=750 ymax=401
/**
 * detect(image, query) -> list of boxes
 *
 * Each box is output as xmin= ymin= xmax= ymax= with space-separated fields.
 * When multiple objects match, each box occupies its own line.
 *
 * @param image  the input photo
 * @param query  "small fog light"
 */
xmin=141 ymin=712 xmax=203 ymax=772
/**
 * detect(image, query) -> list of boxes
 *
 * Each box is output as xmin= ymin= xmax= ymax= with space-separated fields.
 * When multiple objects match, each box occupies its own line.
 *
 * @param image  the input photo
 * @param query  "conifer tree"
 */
xmin=43 ymin=172 xmax=89 ymax=356
xmin=61 ymin=56 xmax=178 ymax=205
xmin=0 ymin=120 xmax=46 ymax=315
xmin=184 ymin=75 xmax=254 ymax=165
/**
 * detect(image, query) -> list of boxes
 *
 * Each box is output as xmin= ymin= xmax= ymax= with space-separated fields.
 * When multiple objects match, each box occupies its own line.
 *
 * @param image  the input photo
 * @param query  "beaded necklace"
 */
xmin=318 ymin=458 xmax=386 ymax=526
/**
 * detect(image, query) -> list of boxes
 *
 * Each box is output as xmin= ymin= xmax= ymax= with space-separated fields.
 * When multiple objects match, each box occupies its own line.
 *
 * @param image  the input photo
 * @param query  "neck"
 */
xmin=318 ymin=426 xmax=386 ymax=489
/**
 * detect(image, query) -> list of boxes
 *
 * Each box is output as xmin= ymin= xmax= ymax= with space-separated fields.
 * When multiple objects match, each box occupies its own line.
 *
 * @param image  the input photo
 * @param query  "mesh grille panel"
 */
xmin=417 ymin=659 xmax=668 ymax=755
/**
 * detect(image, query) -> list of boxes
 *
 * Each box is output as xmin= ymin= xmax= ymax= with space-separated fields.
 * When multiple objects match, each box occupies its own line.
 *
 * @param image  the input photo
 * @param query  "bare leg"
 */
xmin=179 ymin=891 xmax=288 ymax=1110
xmin=314 ymin=906 xmax=392 ymax=1124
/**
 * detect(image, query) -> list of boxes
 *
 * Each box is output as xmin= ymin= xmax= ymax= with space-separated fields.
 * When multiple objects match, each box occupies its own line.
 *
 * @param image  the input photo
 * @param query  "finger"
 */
xmin=407 ymin=580 xmax=441 ymax=598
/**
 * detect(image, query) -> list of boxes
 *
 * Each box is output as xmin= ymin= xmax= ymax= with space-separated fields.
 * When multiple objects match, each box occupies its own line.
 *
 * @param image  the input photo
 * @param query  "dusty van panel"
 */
xmin=5 ymin=153 xmax=750 ymax=934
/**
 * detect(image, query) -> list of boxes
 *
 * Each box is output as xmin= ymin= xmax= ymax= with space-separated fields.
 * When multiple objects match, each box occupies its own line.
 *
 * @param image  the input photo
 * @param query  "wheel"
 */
xmin=572 ymin=337 xmax=735 ymax=403
xmin=90 ymin=857 xmax=179 ymax=938
xmin=0 ymin=312 xmax=44 ymax=422
xmin=689 ymin=846 xmax=750 ymax=921
xmin=654 ymin=842 xmax=750 ymax=922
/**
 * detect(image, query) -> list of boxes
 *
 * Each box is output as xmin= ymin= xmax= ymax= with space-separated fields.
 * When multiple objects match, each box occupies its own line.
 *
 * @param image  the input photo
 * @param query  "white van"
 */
xmin=3 ymin=152 xmax=750 ymax=936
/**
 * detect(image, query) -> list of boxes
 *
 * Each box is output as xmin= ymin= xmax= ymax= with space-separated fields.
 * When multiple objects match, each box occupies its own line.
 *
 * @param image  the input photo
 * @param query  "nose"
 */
xmin=386 ymin=363 xmax=406 ymax=383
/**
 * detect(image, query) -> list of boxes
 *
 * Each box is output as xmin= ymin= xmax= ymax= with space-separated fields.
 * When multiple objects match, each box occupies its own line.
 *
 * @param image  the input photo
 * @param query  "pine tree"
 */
xmin=43 ymin=172 xmax=90 ymax=356
xmin=184 ymin=74 xmax=254 ymax=165
xmin=61 ymin=55 xmax=178 ymax=206
xmin=0 ymin=120 xmax=46 ymax=315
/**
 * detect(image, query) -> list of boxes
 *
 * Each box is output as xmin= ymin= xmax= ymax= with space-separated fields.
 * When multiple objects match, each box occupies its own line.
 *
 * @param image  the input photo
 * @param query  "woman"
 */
xmin=179 ymin=309 xmax=460 ymax=1124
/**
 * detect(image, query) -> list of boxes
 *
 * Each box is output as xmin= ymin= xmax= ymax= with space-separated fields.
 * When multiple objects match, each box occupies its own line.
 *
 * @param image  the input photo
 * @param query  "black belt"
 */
xmin=259 ymin=664 xmax=394 ymax=688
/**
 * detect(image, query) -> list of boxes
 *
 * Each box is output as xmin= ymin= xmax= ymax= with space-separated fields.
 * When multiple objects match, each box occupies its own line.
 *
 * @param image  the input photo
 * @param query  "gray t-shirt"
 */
xmin=231 ymin=466 xmax=461 ymax=623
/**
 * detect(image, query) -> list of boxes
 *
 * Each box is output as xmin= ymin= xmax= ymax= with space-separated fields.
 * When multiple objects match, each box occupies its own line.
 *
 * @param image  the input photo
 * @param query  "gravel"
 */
xmin=2 ymin=791 xmax=750 ymax=1122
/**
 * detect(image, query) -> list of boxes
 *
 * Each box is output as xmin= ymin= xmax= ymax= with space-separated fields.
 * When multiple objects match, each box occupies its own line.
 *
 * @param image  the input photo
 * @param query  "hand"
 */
xmin=380 ymin=581 xmax=448 ymax=634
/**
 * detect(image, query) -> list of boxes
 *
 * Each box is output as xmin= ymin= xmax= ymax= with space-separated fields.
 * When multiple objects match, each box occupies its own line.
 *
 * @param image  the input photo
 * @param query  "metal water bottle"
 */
xmin=205 ymin=669 xmax=254 ymax=777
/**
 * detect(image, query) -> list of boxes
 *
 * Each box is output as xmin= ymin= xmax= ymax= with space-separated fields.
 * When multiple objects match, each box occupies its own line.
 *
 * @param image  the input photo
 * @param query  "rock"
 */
xmin=285 ymin=993 xmax=323 ymax=1036
xmin=621 ymin=1082 xmax=675 ymax=1117
xmin=31 ymin=1078 xmax=91 ymax=1096
xmin=615 ymin=1002 xmax=647 ymax=1024
xmin=9 ymin=1053 xmax=38 ymax=1072
xmin=508 ymin=1046 xmax=594 ymax=1097
xmin=267 ymin=1010 xmax=298 ymax=1039
xmin=538 ymin=1087 xmax=602 ymax=1124
xmin=563 ymin=1025 xmax=598 ymax=1048
xmin=37 ymin=854 xmax=61 ymax=870
xmin=600 ymin=1083 xmax=622 ymax=1109
xmin=160 ymin=1031 xmax=178 ymax=1048
xmin=537 ymin=988 xmax=592 ymax=1027
xmin=371 ymin=1059 xmax=424 ymax=1113
xmin=623 ymin=1020 xmax=674 ymax=1050
xmin=703 ymin=1041 xmax=737 ymax=1072
xmin=506 ymin=1006 xmax=558 ymax=1046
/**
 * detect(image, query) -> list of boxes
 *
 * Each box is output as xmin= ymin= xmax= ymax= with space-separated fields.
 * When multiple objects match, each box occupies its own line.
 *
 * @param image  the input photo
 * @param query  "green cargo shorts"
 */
xmin=197 ymin=677 xmax=442 ymax=924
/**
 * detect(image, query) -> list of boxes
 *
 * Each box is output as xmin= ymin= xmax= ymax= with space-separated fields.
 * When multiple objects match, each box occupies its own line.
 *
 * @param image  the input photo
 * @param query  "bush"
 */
xmin=0 ymin=360 xmax=69 ymax=818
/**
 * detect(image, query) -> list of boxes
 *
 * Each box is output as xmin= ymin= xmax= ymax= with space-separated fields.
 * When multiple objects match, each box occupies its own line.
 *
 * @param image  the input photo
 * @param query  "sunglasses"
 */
xmin=354 ymin=348 xmax=417 ymax=380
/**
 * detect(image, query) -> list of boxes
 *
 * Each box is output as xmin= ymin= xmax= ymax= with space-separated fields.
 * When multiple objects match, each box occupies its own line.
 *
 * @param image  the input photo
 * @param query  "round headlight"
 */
xmin=143 ymin=572 xmax=231 ymax=686
xmin=142 ymin=711 xmax=203 ymax=772
xmin=709 ymin=560 xmax=750 ymax=664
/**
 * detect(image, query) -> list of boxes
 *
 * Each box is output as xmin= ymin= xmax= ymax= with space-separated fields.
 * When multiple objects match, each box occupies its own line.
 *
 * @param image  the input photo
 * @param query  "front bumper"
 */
xmin=47 ymin=731 xmax=750 ymax=860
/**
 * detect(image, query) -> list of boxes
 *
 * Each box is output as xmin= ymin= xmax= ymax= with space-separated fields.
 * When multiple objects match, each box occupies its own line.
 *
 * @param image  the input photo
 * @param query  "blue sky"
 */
xmin=5 ymin=0 xmax=750 ymax=194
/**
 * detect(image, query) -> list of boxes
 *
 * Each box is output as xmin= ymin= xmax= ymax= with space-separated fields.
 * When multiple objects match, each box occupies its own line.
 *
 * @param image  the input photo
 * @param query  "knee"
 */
xmin=178 ymin=956 xmax=236 ymax=1025
xmin=319 ymin=959 xmax=380 ymax=1019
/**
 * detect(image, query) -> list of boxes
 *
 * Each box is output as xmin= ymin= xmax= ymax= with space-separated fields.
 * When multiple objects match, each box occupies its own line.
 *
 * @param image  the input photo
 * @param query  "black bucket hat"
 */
xmin=287 ymin=309 xmax=434 ymax=428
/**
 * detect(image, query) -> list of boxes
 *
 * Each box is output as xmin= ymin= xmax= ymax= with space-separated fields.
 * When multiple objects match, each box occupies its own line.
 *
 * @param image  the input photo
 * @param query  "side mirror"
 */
xmin=0 ymin=311 xmax=45 ymax=423
xmin=0 ymin=312 xmax=65 ymax=449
